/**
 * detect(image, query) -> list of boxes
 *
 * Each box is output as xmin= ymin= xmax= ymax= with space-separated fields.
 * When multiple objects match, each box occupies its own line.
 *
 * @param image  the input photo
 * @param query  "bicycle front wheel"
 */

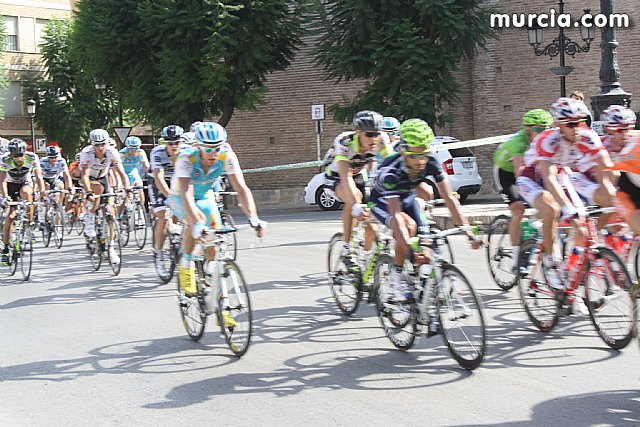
xmin=107 ymin=218 xmax=123 ymax=276
xmin=19 ymin=224 xmax=33 ymax=281
xmin=583 ymin=247 xmax=634 ymax=350
xmin=41 ymin=208 xmax=52 ymax=248
xmin=374 ymin=254 xmax=417 ymax=350
xmin=517 ymin=239 xmax=560 ymax=332
xmin=133 ymin=204 xmax=148 ymax=250
xmin=53 ymin=203 xmax=65 ymax=249
xmin=8 ymin=232 xmax=18 ymax=276
xmin=178 ymin=260 xmax=207 ymax=340
xmin=438 ymin=264 xmax=486 ymax=370
xmin=327 ymin=232 xmax=362 ymax=315
xmin=486 ymin=214 xmax=516 ymax=290
xmin=218 ymin=259 xmax=252 ymax=357
xmin=119 ymin=210 xmax=131 ymax=247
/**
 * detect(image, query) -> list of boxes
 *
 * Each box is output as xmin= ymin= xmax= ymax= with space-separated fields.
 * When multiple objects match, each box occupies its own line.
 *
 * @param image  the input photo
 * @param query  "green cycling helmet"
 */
xmin=400 ymin=119 xmax=434 ymax=148
xmin=522 ymin=109 xmax=553 ymax=127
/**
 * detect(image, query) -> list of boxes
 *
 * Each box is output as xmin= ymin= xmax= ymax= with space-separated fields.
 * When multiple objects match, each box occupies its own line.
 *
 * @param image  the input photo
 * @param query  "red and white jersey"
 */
xmin=522 ymin=127 xmax=604 ymax=174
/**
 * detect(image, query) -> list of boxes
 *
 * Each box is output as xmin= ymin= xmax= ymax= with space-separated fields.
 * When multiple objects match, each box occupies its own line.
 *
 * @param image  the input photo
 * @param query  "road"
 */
xmin=1 ymin=208 xmax=639 ymax=426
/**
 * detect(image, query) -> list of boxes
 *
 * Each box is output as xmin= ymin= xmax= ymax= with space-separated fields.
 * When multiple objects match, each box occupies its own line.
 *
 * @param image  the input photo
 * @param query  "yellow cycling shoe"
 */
xmin=217 ymin=310 xmax=238 ymax=329
xmin=178 ymin=266 xmax=197 ymax=296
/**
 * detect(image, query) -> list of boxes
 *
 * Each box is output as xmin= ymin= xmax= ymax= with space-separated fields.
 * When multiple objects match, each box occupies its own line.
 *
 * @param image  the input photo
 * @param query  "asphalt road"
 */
xmin=1 ymin=208 xmax=639 ymax=426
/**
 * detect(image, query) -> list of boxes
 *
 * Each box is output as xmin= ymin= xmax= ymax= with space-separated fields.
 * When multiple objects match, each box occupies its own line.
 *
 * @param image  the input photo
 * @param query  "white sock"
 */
xmin=511 ymin=246 xmax=520 ymax=268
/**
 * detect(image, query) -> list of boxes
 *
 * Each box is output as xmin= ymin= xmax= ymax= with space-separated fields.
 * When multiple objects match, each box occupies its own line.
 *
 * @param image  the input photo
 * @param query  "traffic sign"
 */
xmin=113 ymin=127 xmax=132 ymax=144
xmin=36 ymin=137 xmax=47 ymax=153
xmin=591 ymin=121 xmax=604 ymax=136
xmin=311 ymin=104 xmax=325 ymax=120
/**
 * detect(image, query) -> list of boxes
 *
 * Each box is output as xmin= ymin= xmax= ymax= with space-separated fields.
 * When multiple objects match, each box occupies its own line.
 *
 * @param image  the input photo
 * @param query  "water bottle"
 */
xmin=521 ymin=219 xmax=536 ymax=241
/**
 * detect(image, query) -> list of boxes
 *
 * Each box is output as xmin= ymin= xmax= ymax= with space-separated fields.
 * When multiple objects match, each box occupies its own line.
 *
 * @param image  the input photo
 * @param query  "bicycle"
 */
xmin=176 ymin=225 xmax=252 ymax=357
xmin=516 ymin=205 xmax=634 ymax=349
xmin=40 ymin=189 xmax=67 ymax=249
xmin=151 ymin=216 xmax=182 ymax=284
xmin=327 ymin=215 xmax=393 ymax=315
xmin=118 ymin=186 xmax=149 ymax=250
xmin=85 ymin=193 xmax=123 ymax=276
xmin=64 ymin=186 xmax=85 ymax=236
xmin=4 ymin=201 xmax=41 ymax=281
xmin=374 ymin=223 xmax=486 ymax=370
xmin=218 ymin=191 xmax=238 ymax=260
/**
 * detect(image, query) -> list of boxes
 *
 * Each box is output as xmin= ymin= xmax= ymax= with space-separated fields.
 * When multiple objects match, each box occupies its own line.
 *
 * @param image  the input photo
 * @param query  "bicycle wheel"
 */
xmin=217 ymin=259 xmax=252 ymax=357
xmin=633 ymin=281 xmax=640 ymax=354
xmin=64 ymin=208 xmax=74 ymax=236
xmin=87 ymin=236 xmax=102 ymax=271
xmin=107 ymin=217 xmax=123 ymax=276
xmin=75 ymin=215 xmax=85 ymax=235
xmin=152 ymin=219 xmax=175 ymax=284
xmin=486 ymin=214 xmax=517 ymax=291
xmin=19 ymin=223 xmax=33 ymax=281
xmin=374 ymin=254 xmax=417 ymax=350
xmin=327 ymin=232 xmax=362 ymax=315
xmin=431 ymin=225 xmax=454 ymax=264
xmin=52 ymin=203 xmax=65 ymax=249
xmin=583 ymin=247 xmax=634 ymax=350
xmin=221 ymin=212 xmax=238 ymax=260
xmin=8 ymin=233 xmax=18 ymax=276
xmin=41 ymin=208 xmax=52 ymax=248
xmin=516 ymin=239 xmax=560 ymax=332
xmin=119 ymin=209 xmax=131 ymax=247
xmin=133 ymin=204 xmax=148 ymax=250
xmin=438 ymin=264 xmax=486 ymax=370
xmin=178 ymin=260 xmax=207 ymax=340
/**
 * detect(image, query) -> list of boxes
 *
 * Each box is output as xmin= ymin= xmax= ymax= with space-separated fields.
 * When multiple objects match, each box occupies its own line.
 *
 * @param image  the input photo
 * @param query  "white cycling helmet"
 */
xmin=89 ymin=129 xmax=111 ymax=145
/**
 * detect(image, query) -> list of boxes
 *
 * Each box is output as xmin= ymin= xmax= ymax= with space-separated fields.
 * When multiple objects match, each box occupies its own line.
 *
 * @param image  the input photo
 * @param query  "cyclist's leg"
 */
xmin=20 ymin=183 xmax=34 ymax=222
xmin=517 ymin=176 xmax=559 ymax=256
xmin=335 ymin=176 xmax=361 ymax=244
xmin=196 ymin=192 xmax=221 ymax=263
xmin=149 ymin=182 xmax=168 ymax=251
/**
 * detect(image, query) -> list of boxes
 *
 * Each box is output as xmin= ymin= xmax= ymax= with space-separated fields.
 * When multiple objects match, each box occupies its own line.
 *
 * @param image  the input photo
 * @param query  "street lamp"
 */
xmin=26 ymin=99 xmax=36 ymax=149
xmin=527 ymin=3 xmax=596 ymax=97
xmin=590 ymin=0 xmax=632 ymax=120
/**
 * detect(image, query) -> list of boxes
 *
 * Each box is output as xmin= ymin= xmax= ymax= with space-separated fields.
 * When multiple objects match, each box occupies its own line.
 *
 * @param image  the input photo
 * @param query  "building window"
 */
xmin=0 ymin=82 xmax=23 ymax=116
xmin=3 ymin=16 xmax=18 ymax=51
xmin=35 ymin=19 xmax=49 ymax=53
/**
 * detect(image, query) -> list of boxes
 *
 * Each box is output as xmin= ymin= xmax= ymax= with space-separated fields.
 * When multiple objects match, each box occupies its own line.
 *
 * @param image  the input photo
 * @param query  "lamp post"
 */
xmin=527 ymin=2 xmax=596 ymax=97
xmin=590 ymin=0 xmax=632 ymax=120
xmin=26 ymin=99 xmax=36 ymax=149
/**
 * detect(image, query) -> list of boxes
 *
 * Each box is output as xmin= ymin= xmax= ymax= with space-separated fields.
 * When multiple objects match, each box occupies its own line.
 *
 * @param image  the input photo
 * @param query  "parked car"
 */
xmin=303 ymin=136 xmax=482 ymax=210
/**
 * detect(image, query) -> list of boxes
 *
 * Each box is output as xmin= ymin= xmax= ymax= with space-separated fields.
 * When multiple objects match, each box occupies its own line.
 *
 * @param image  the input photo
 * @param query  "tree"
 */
xmin=72 ymin=0 xmax=309 ymax=129
xmin=314 ymin=0 xmax=498 ymax=126
xmin=0 ymin=19 xmax=9 ymax=120
xmin=23 ymin=20 xmax=118 ymax=158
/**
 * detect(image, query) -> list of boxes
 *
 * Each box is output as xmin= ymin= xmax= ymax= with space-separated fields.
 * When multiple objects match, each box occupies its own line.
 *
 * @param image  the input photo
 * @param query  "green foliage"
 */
xmin=0 ymin=19 xmax=8 ymax=120
xmin=315 ymin=0 xmax=498 ymax=127
xmin=72 ymin=0 xmax=309 ymax=128
xmin=22 ymin=20 xmax=118 ymax=158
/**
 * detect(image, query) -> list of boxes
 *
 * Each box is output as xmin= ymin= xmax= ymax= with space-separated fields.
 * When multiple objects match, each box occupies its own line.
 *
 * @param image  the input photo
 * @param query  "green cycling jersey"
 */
xmin=493 ymin=129 xmax=529 ymax=173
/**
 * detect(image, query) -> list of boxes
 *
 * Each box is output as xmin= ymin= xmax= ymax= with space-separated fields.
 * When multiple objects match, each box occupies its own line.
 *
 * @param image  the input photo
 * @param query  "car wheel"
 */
xmin=458 ymin=193 xmax=469 ymax=203
xmin=316 ymin=186 xmax=339 ymax=211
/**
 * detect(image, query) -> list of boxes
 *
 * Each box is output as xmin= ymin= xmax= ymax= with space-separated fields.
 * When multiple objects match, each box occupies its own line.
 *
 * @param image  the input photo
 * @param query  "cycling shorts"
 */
xmin=369 ymin=193 xmax=427 ymax=232
xmin=498 ymin=168 xmax=522 ymax=205
xmin=148 ymin=179 xmax=170 ymax=212
xmin=324 ymin=173 xmax=367 ymax=202
xmin=166 ymin=191 xmax=222 ymax=229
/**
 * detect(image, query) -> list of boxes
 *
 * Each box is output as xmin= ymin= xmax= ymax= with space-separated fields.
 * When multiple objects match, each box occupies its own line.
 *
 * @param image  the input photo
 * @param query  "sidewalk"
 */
xmin=430 ymin=195 xmax=508 ymax=229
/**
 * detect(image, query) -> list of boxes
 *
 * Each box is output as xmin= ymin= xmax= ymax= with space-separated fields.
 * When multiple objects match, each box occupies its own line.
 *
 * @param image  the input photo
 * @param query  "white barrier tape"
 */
xmin=430 ymin=134 xmax=513 ymax=152
xmin=243 ymin=160 xmax=322 ymax=173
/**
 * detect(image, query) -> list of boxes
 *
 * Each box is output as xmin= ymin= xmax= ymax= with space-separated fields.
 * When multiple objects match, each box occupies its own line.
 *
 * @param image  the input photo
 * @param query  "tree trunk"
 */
xmin=218 ymin=93 xmax=235 ymax=127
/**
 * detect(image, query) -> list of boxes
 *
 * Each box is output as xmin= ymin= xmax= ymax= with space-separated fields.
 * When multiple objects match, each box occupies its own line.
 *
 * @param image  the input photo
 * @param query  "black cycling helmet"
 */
xmin=161 ymin=125 xmax=185 ymax=141
xmin=8 ymin=138 xmax=27 ymax=156
xmin=352 ymin=110 xmax=383 ymax=131
xmin=45 ymin=145 xmax=60 ymax=157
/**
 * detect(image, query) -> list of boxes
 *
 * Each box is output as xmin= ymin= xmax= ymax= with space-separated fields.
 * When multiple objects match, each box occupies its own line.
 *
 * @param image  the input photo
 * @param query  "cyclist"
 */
xmin=40 ymin=145 xmax=73 ymax=195
xmin=369 ymin=119 xmax=482 ymax=301
xmin=149 ymin=125 xmax=184 ymax=275
xmin=325 ymin=110 xmax=392 ymax=272
xmin=382 ymin=116 xmax=401 ymax=147
xmin=120 ymin=136 xmax=150 ymax=204
xmin=0 ymin=138 xmax=45 ymax=265
xmin=493 ymin=109 xmax=553 ymax=270
xmin=79 ymin=129 xmax=130 ymax=262
xmin=167 ymin=121 xmax=265 ymax=296
xmin=601 ymin=105 xmax=640 ymax=236
xmin=516 ymin=97 xmax=615 ymax=290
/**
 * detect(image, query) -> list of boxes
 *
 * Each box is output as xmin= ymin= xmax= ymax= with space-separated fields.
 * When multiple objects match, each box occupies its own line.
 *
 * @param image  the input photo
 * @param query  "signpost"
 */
xmin=311 ymin=104 xmax=325 ymax=163
xmin=113 ymin=127 xmax=132 ymax=146
xmin=35 ymin=137 xmax=47 ymax=154
xmin=591 ymin=120 xmax=604 ymax=136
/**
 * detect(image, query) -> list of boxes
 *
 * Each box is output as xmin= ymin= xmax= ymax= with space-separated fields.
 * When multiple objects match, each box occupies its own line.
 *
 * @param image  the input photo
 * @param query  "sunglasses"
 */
xmin=199 ymin=145 xmax=222 ymax=154
xmin=405 ymin=151 xmax=430 ymax=159
xmin=93 ymin=143 xmax=106 ymax=148
xmin=609 ymin=127 xmax=631 ymax=134
xmin=166 ymin=141 xmax=181 ymax=146
xmin=529 ymin=126 xmax=550 ymax=132
xmin=11 ymin=154 xmax=24 ymax=158
xmin=364 ymin=131 xmax=380 ymax=138
xmin=128 ymin=146 xmax=139 ymax=150
xmin=563 ymin=121 xmax=584 ymax=128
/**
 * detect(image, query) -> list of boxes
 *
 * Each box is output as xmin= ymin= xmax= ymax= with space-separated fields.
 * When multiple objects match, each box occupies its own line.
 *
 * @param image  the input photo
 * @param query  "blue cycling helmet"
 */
xmin=125 ymin=136 xmax=142 ymax=148
xmin=193 ymin=122 xmax=227 ymax=146
xmin=382 ymin=117 xmax=400 ymax=135
xmin=161 ymin=125 xmax=184 ymax=141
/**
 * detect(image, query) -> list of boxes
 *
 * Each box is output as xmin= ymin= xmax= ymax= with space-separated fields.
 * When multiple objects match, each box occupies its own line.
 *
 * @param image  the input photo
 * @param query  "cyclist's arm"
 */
xmin=435 ymin=178 xmax=476 ymax=240
xmin=539 ymin=160 xmax=570 ymax=207
xmin=415 ymin=182 xmax=433 ymax=201
xmin=593 ymin=151 xmax=616 ymax=191
xmin=113 ymin=162 xmax=130 ymax=188
xmin=62 ymin=169 xmax=73 ymax=191
xmin=512 ymin=156 xmax=524 ymax=176
xmin=176 ymin=176 xmax=200 ymax=227
xmin=80 ymin=165 xmax=92 ymax=192
xmin=337 ymin=160 xmax=358 ymax=205
xmin=34 ymin=168 xmax=45 ymax=194
xmin=227 ymin=171 xmax=258 ymax=219
xmin=153 ymin=168 xmax=170 ymax=197
xmin=141 ymin=153 xmax=151 ymax=173
xmin=0 ymin=170 xmax=7 ymax=198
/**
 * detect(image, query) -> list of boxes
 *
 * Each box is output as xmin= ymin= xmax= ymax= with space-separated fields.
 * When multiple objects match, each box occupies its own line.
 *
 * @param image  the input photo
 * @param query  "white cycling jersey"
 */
xmin=79 ymin=145 xmax=121 ymax=179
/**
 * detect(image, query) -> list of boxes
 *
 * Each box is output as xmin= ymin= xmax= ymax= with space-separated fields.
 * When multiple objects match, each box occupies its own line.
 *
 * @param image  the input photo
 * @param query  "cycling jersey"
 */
xmin=79 ymin=145 xmax=121 ymax=179
xmin=371 ymin=152 xmax=444 ymax=199
xmin=493 ymin=130 xmax=527 ymax=173
xmin=0 ymin=152 xmax=41 ymax=183
xmin=150 ymin=145 xmax=175 ymax=178
xmin=170 ymin=144 xmax=239 ymax=199
xmin=326 ymin=131 xmax=392 ymax=176
xmin=39 ymin=156 xmax=68 ymax=180
xmin=521 ymin=127 xmax=604 ymax=176
xmin=120 ymin=147 xmax=148 ymax=174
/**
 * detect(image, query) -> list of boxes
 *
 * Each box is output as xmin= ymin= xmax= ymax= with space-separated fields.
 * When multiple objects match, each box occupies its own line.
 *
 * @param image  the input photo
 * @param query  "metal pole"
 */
xmin=559 ymin=0 xmax=566 ymax=97
xmin=118 ymin=95 xmax=124 ymax=127
xmin=30 ymin=116 xmax=35 ymax=150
